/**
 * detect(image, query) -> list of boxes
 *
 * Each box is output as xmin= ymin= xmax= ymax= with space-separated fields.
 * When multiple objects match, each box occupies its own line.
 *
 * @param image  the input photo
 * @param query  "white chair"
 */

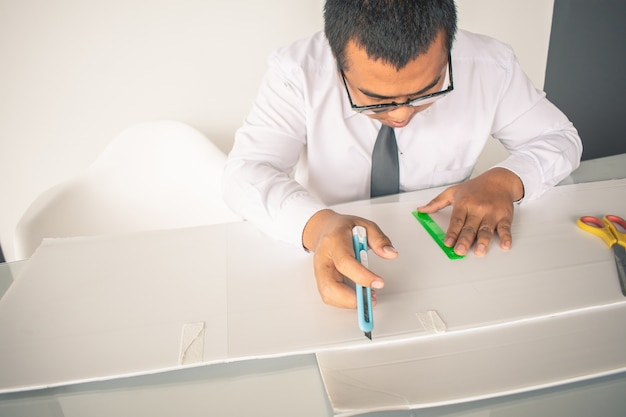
xmin=14 ymin=120 xmax=241 ymax=260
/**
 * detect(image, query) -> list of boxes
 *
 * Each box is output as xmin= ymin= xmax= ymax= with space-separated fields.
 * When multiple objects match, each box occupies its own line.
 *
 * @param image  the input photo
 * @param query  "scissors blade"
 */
xmin=612 ymin=245 xmax=626 ymax=297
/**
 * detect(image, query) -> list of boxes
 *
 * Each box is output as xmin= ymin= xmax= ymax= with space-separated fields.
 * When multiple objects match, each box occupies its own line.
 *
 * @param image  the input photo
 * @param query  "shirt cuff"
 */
xmin=273 ymin=191 xmax=328 ymax=249
xmin=494 ymin=155 xmax=543 ymax=202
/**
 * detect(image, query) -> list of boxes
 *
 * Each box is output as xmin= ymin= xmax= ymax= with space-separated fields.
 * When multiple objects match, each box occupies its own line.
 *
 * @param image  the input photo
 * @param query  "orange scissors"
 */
xmin=577 ymin=215 xmax=626 ymax=296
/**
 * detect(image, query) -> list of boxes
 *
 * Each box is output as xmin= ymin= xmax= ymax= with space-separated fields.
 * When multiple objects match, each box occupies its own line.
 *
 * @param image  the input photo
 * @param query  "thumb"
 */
xmin=417 ymin=187 xmax=456 ymax=213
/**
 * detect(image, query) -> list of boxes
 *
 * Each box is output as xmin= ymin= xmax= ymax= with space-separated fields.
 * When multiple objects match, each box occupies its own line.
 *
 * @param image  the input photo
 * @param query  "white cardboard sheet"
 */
xmin=0 ymin=180 xmax=625 ymax=413
xmin=0 ymin=227 xmax=231 ymax=390
xmin=318 ymin=303 xmax=626 ymax=416
xmin=318 ymin=178 xmax=626 ymax=415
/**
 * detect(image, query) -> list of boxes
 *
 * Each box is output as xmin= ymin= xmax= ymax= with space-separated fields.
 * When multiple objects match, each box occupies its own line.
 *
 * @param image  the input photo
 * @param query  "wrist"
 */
xmin=302 ymin=209 xmax=336 ymax=252
xmin=488 ymin=167 xmax=525 ymax=202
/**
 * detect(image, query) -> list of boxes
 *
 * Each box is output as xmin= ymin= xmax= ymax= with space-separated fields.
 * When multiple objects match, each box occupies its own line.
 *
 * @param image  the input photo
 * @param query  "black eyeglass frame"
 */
xmin=340 ymin=53 xmax=454 ymax=114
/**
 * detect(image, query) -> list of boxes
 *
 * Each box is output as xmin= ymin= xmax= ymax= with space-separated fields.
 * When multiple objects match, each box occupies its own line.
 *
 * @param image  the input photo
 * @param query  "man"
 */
xmin=222 ymin=0 xmax=582 ymax=309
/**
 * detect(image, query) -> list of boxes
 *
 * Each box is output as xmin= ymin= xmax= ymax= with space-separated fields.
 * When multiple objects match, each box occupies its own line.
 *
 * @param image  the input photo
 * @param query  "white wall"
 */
xmin=0 ymin=0 xmax=554 ymax=261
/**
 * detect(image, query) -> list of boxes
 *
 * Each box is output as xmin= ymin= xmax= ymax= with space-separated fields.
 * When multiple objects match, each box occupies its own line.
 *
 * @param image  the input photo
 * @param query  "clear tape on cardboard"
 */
xmin=178 ymin=321 xmax=205 ymax=365
xmin=416 ymin=310 xmax=447 ymax=334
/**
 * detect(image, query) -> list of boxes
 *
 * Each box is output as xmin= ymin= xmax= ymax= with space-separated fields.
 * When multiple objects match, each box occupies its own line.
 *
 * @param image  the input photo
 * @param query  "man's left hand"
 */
xmin=417 ymin=167 xmax=525 ymax=256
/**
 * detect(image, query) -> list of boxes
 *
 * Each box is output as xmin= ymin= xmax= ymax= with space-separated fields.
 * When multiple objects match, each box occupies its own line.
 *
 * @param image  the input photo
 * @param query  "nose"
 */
xmin=385 ymin=105 xmax=415 ymax=123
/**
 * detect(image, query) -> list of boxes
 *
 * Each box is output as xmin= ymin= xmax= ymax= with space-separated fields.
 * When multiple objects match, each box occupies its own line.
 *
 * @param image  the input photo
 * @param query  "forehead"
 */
xmin=342 ymin=31 xmax=448 ymax=98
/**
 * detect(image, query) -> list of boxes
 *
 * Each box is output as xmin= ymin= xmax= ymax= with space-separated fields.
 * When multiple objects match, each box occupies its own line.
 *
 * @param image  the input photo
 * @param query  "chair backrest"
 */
xmin=14 ymin=121 xmax=241 ymax=260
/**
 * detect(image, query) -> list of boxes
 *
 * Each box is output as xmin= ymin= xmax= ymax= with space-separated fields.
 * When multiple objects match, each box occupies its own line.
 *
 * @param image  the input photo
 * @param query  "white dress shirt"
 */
xmin=223 ymin=30 xmax=582 ymax=247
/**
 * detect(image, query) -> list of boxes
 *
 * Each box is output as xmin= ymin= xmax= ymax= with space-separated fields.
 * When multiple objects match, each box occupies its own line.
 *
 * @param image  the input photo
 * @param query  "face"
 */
xmin=341 ymin=30 xmax=449 ymax=128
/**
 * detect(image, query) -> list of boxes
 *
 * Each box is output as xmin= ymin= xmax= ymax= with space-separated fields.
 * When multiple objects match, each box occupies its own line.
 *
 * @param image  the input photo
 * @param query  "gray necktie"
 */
xmin=370 ymin=125 xmax=399 ymax=197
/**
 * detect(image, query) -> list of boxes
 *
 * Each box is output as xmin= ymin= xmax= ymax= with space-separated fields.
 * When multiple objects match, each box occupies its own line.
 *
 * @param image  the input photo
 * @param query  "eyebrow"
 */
xmin=358 ymin=73 xmax=442 ymax=101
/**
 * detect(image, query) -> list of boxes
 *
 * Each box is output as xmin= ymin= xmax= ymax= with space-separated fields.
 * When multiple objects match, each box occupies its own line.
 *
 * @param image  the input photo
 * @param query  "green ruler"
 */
xmin=412 ymin=211 xmax=465 ymax=260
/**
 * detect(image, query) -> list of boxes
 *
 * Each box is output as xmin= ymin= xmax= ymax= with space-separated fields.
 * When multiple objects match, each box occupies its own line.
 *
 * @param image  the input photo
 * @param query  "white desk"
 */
xmin=1 ymin=154 xmax=625 ymax=417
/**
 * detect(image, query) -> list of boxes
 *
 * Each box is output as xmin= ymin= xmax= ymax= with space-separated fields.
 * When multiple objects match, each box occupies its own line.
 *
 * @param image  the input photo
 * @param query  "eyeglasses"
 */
xmin=341 ymin=53 xmax=454 ymax=115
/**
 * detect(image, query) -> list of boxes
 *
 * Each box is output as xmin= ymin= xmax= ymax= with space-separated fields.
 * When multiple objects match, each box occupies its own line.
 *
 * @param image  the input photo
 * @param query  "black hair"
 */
xmin=324 ymin=0 xmax=457 ymax=71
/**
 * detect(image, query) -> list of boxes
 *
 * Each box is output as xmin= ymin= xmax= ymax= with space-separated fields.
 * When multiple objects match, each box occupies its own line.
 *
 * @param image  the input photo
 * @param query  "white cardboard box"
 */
xmin=318 ymin=178 xmax=626 ymax=415
xmin=1 ymin=180 xmax=625 ymax=416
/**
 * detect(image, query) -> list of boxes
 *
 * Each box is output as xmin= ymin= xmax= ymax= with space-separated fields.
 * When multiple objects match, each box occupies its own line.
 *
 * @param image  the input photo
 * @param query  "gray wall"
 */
xmin=544 ymin=0 xmax=626 ymax=160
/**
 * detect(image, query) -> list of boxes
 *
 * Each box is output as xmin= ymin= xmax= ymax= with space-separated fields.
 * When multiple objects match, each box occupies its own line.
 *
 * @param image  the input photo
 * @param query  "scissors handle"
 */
xmin=605 ymin=215 xmax=626 ymax=247
xmin=577 ymin=216 xmax=617 ymax=247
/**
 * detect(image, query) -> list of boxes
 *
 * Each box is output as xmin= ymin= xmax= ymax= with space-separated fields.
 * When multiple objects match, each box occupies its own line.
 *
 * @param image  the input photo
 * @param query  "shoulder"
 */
xmin=452 ymin=29 xmax=515 ymax=69
xmin=269 ymin=31 xmax=337 ymax=75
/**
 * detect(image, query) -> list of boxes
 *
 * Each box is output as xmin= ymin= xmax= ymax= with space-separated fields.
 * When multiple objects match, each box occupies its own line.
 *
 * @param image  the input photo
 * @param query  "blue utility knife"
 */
xmin=352 ymin=226 xmax=373 ymax=340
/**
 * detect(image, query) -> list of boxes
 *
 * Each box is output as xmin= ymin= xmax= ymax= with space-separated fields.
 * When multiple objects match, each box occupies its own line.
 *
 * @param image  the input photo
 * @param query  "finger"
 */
xmin=313 ymin=252 xmax=357 ymax=308
xmin=452 ymin=213 xmax=482 ymax=256
xmin=416 ymin=186 xmax=456 ymax=213
xmin=496 ymin=220 xmax=513 ymax=251
xmin=313 ymin=247 xmax=383 ymax=309
xmin=473 ymin=220 xmax=496 ymax=257
xmin=334 ymin=246 xmax=385 ymax=290
xmin=322 ymin=281 xmax=358 ymax=309
xmin=313 ymin=263 xmax=380 ymax=309
xmin=364 ymin=223 xmax=398 ymax=260
xmin=442 ymin=204 xmax=467 ymax=249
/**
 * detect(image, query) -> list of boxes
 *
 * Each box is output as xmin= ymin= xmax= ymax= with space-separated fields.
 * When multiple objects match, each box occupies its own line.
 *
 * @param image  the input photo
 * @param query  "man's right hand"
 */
xmin=302 ymin=209 xmax=398 ymax=308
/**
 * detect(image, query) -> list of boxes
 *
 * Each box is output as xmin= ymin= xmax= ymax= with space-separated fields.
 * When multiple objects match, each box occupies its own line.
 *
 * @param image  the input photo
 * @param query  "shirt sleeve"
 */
xmin=222 ymin=51 xmax=327 ymax=248
xmin=490 ymin=51 xmax=583 ymax=201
